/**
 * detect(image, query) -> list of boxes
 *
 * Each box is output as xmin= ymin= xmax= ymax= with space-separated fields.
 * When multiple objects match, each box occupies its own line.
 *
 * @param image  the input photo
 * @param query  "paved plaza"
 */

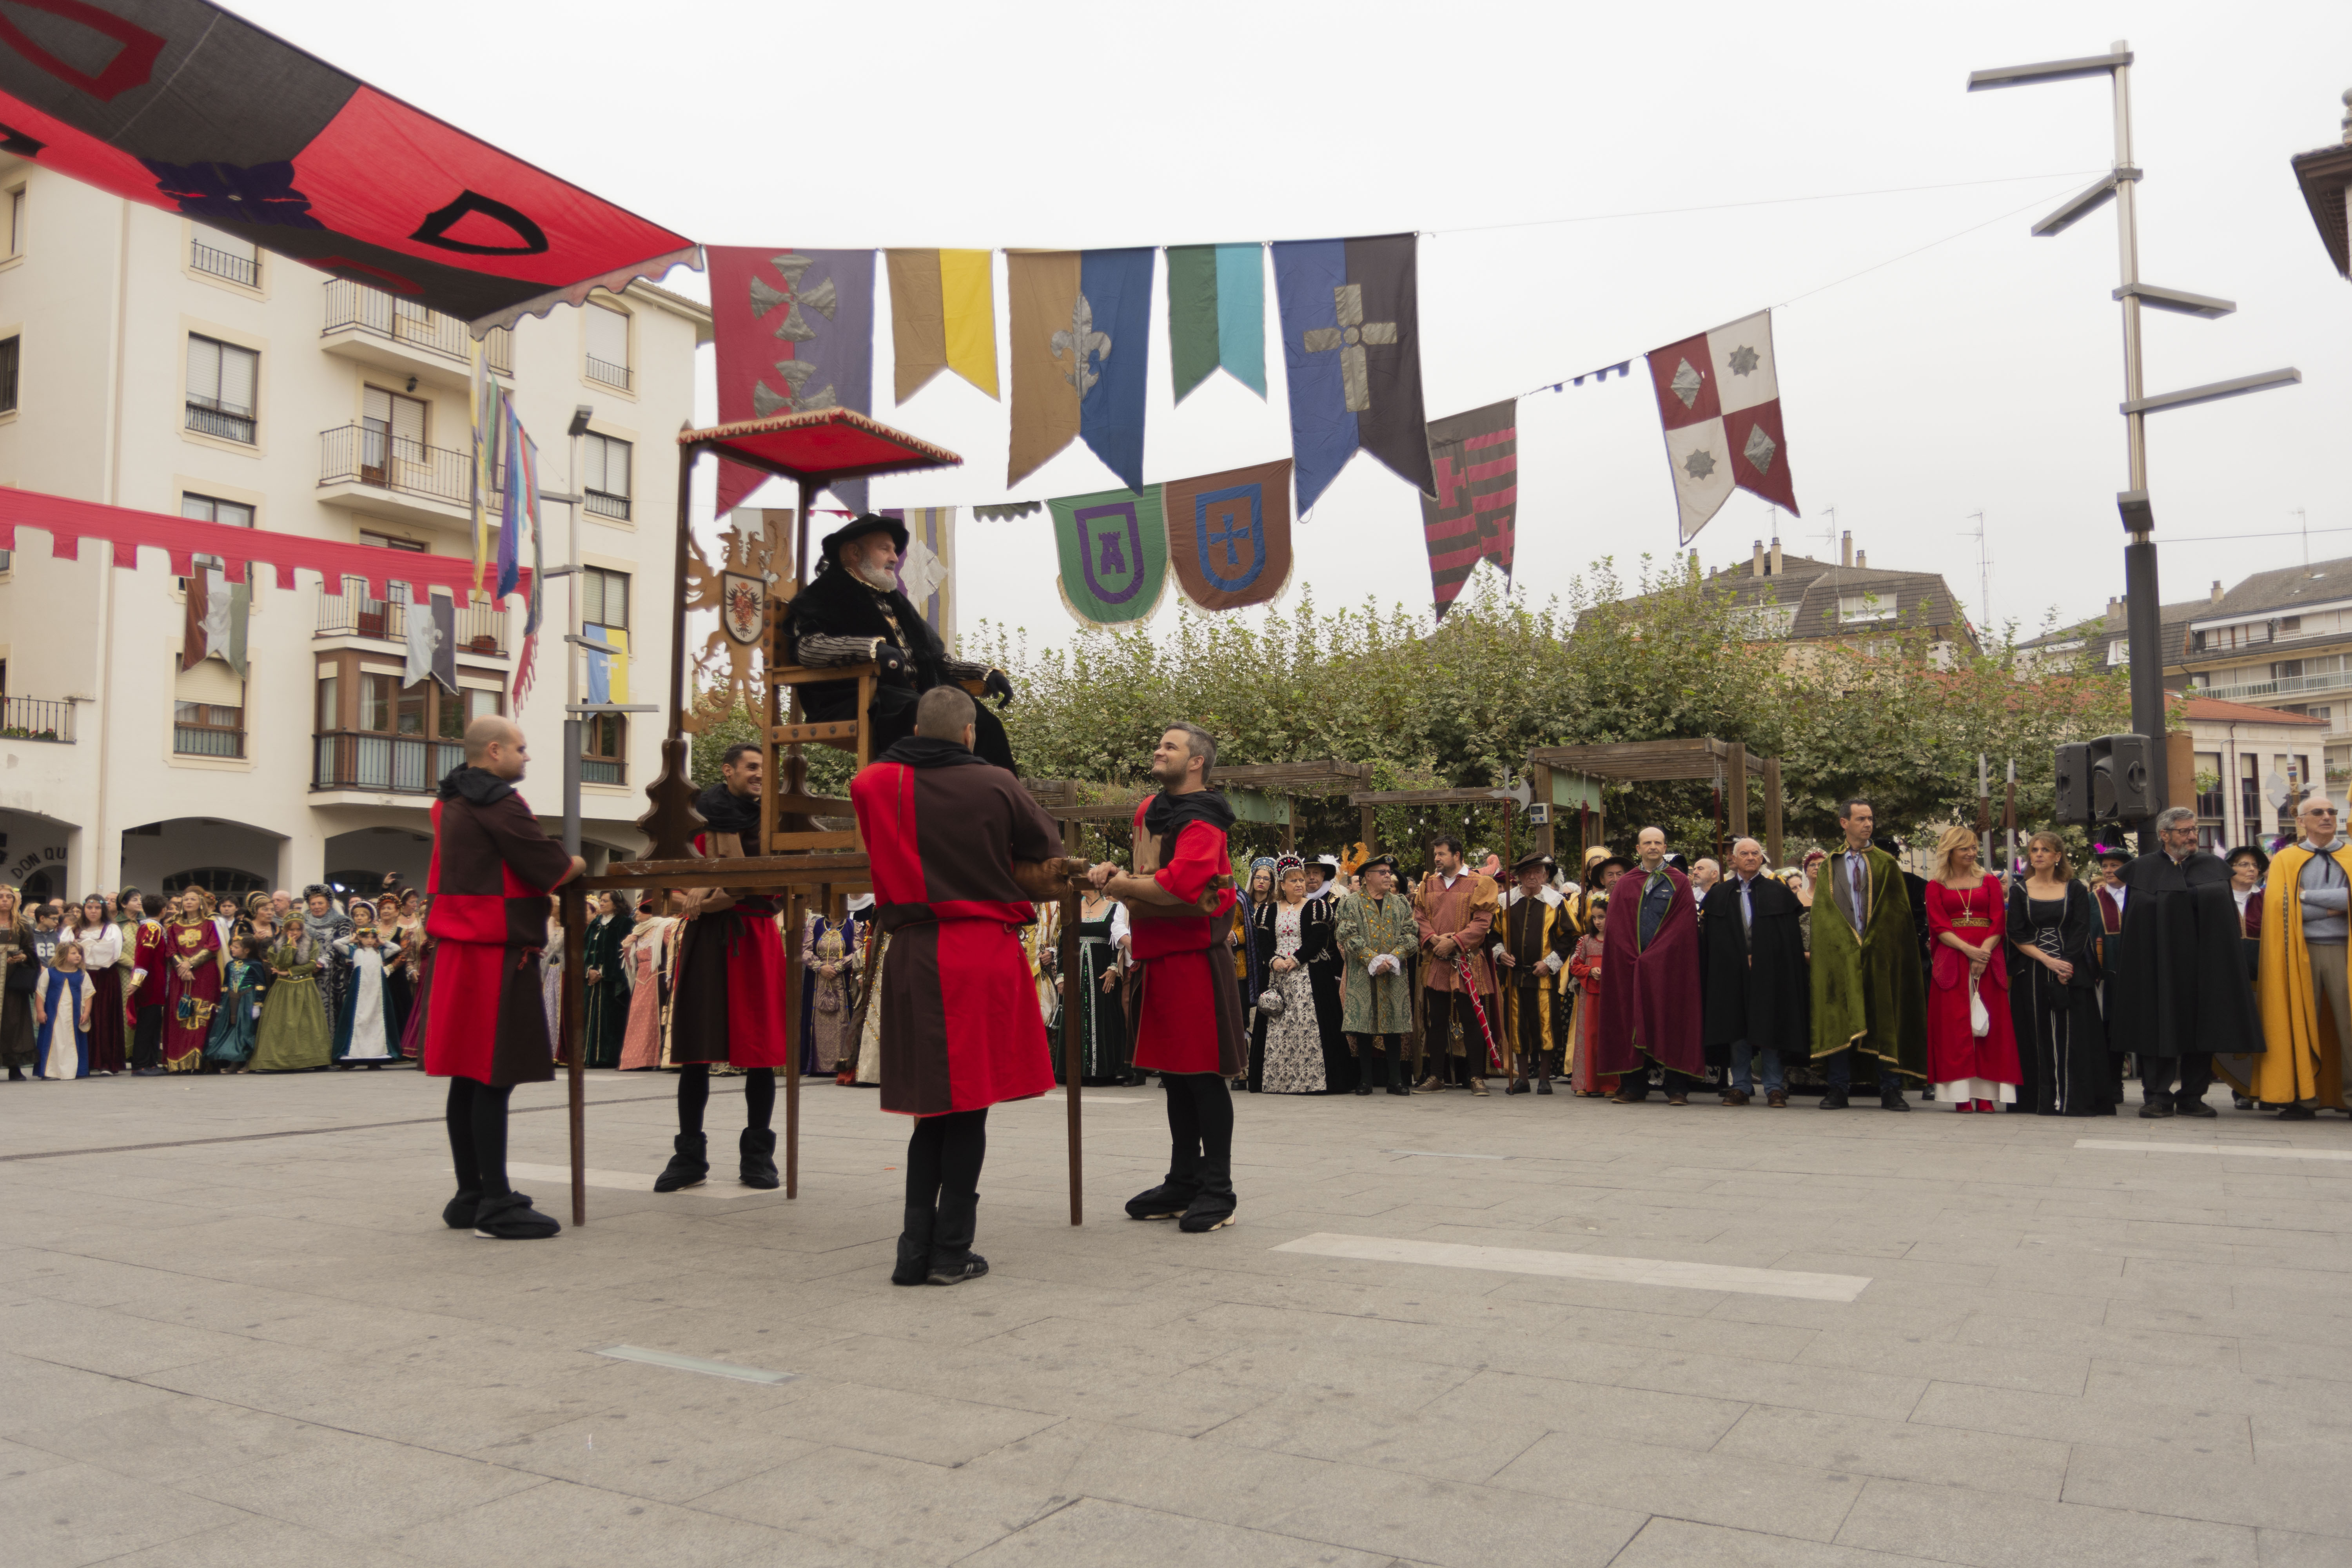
xmin=4 ymin=1069 xmax=2349 ymax=1568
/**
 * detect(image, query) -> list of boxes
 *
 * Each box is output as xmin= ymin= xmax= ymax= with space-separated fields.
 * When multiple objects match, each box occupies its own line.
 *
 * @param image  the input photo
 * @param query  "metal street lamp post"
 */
xmin=1969 ymin=40 xmax=2301 ymax=850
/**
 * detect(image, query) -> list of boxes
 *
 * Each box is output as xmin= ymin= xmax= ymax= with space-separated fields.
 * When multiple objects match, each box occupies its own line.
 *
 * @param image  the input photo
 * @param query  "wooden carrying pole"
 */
xmin=1060 ymin=819 xmax=1085 ymax=1224
xmin=562 ymin=882 xmax=587 ymax=1227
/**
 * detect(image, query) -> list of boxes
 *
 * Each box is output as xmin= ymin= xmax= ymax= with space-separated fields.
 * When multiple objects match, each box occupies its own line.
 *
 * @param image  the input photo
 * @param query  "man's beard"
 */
xmin=850 ymin=557 xmax=898 ymax=592
xmin=1149 ymin=755 xmax=1185 ymax=786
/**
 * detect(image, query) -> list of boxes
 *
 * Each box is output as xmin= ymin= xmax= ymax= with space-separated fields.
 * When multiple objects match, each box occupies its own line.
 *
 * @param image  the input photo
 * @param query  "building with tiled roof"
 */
xmin=1632 ymin=532 xmax=1980 ymax=666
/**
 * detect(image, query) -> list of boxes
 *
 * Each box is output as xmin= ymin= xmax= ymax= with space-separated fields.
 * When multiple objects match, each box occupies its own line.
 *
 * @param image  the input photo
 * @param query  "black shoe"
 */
xmin=6 ymin=1065 xmax=22 ymax=1081
xmin=2138 ymin=1101 xmax=2175 ymax=1119
xmin=739 ymin=1127 xmax=780 ymax=1189
xmin=1178 ymin=1190 xmax=1238 ymax=1233
xmin=1535 ymin=1076 xmax=1553 ymax=1096
xmin=1818 ymin=1089 xmax=1851 ymax=1109
xmin=442 ymin=1189 xmax=480 ymax=1230
xmin=654 ymin=1132 xmax=709 ymax=1191
xmin=928 ymin=1252 xmax=990 ymax=1285
xmin=2176 ymin=1100 xmax=2218 ymax=1120
xmin=1505 ymin=1077 xmax=1530 ymax=1096
xmin=1386 ymin=1085 xmax=1410 ymax=1096
xmin=1125 ymin=1179 xmax=1199 ymax=1221
xmin=1352 ymin=1083 xmax=1372 ymax=1096
xmin=2233 ymin=1095 xmax=2254 ymax=1110
xmin=893 ymin=1198 xmax=936 ymax=1286
xmin=472 ymin=1192 xmax=560 ymax=1239
xmin=133 ymin=1066 xmax=165 ymax=1077
xmin=2276 ymin=1104 xmax=2317 ymax=1120
xmin=1880 ymin=1091 xmax=1912 ymax=1112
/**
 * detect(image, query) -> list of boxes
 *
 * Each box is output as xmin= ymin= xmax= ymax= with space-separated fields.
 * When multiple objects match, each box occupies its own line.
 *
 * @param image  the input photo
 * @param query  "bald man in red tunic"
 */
xmin=420 ymin=717 xmax=583 ymax=1239
xmin=852 ymin=687 xmax=1069 ymax=1285
xmin=1087 ymin=723 xmax=1244 ymax=1234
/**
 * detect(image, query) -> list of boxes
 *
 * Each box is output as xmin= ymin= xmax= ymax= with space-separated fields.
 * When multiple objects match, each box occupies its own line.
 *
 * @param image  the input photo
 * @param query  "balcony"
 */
xmin=173 ymin=702 xmax=244 ymax=759
xmin=2194 ymin=667 xmax=2352 ymax=705
xmin=586 ymin=355 xmax=631 ymax=392
xmin=320 ymin=279 xmax=512 ymax=390
xmin=186 ymin=395 xmax=256 ymax=445
xmin=316 ymin=584 xmax=508 ymax=657
xmin=191 ymin=238 xmax=258 ymax=288
xmin=1 ymin=696 xmax=75 ymax=743
xmin=318 ymin=423 xmax=503 ymax=532
xmin=314 ymin=731 xmax=465 ymax=795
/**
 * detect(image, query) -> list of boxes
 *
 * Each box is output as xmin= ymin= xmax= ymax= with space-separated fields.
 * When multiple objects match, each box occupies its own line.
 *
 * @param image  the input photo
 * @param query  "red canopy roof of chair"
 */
xmin=681 ymin=409 xmax=964 ymax=485
xmin=0 ymin=0 xmax=695 ymax=330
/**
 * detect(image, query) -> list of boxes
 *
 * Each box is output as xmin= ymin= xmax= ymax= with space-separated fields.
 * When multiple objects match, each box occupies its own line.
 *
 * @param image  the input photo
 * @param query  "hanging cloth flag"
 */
xmin=1419 ymin=401 xmax=1519 ymax=617
xmin=494 ymin=401 xmax=526 ymax=605
xmin=972 ymin=501 xmax=1042 ymax=522
xmin=1163 ymin=459 xmax=1293 ymax=613
xmin=1644 ymin=309 xmax=1798 ymax=544
xmin=512 ymin=414 xmax=544 ymax=710
xmin=708 ymin=247 xmax=878 ymax=515
xmin=1049 ymin=484 xmax=1169 ymax=629
xmin=887 ymin=249 xmax=1000 ymax=402
xmin=402 ymin=595 xmax=458 ymax=694
xmin=583 ymin=624 xmax=630 ymax=705
xmin=1272 ymin=234 xmax=1434 ymax=514
xmin=883 ymin=507 xmax=959 ymax=645
xmin=468 ymin=338 xmax=501 ymax=592
xmin=1166 ymin=244 xmax=1266 ymax=403
xmin=1006 ymin=248 xmax=1154 ymax=493
xmin=180 ymin=565 xmax=249 ymax=677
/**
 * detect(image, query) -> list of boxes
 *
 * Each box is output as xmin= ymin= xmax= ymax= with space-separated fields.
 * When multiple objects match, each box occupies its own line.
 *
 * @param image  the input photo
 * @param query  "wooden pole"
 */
xmin=561 ymin=881 xmax=587 ymax=1227
xmin=1530 ymin=763 xmax=1553 ymax=860
xmin=1360 ymin=802 xmax=1377 ymax=857
xmin=1762 ymin=757 xmax=1784 ymax=869
xmin=782 ymin=890 xmax=804 ymax=1200
xmin=1060 ymin=818 xmax=1085 ymax=1225
xmin=1727 ymin=743 xmax=1750 ymax=846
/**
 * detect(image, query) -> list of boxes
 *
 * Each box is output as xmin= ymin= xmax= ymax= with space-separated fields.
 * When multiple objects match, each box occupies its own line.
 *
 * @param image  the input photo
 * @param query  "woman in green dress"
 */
xmin=248 ymin=923 xmax=331 ymax=1072
xmin=581 ymin=890 xmax=631 ymax=1069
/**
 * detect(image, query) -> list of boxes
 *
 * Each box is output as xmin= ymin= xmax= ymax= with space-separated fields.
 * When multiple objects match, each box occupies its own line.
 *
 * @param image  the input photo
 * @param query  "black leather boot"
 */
xmin=472 ymin=1191 xmax=560 ymax=1240
xmin=441 ymin=1189 xmax=481 ymax=1229
xmin=892 ymin=1199 xmax=935 ymax=1286
xmin=654 ymin=1132 xmax=709 ymax=1192
xmin=928 ymin=1189 xmax=988 ymax=1284
xmin=1179 ymin=1141 xmax=1236 ymax=1233
xmin=739 ymin=1127 xmax=779 ymax=1189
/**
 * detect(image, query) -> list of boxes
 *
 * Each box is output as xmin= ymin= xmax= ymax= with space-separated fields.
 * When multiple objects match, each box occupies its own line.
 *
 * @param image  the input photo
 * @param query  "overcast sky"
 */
xmin=250 ymin=0 xmax=2352 ymax=652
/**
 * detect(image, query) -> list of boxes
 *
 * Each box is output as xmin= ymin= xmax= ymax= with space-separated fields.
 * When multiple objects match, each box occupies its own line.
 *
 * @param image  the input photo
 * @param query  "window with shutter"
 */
xmin=190 ymin=223 xmax=258 ymax=286
xmin=582 ymin=435 xmax=632 ymax=521
xmin=186 ymin=334 xmax=257 ymax=443
xmin=173 ymin=656 xmax=245 ymax=757
xmin=585 ymin=304 xmax=630 ymax=389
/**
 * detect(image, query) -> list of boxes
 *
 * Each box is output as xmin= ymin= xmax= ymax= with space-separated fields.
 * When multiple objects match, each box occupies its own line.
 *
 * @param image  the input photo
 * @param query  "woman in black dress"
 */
xmin=2007 ymin=831 xmax=2111 ymax=1116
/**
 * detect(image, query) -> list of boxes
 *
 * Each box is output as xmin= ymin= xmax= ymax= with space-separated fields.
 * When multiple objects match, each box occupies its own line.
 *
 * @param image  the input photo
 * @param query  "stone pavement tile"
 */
xmin=2259 ymin=1528 xmax=2352 ymax=1568
xmin=2105 ymin=1299 xmax=2323 ymax=1348
xmin=761 ymin=1376 xmax=1063 ymax=1466
xmin=0 ymin=1297 xmax=254 ymax=1379
xmin=1490 ymin=1428 xmax=1865 ymax=1540
xmin=1521 ymin=1299 xmax=1822 ymax=1361
xmin=392 ymin=1475 xmax=788 ymax=1568
xmin=690 ymin=1443 xmax=1060 ymax=1565
xmin=7 ymin=1249 xmax=157 ymax=1308
xmin=1952 ymin=1311 xmax=2235 ymax=1370
xmin=0 ymin=1351 xmax=183 ymax=1450
xmin=955 ymin=1497 xmax=1392 ymax=1568
xmin=2062 ymin=1442 xmax=2352 ymax=1537
xmin=2250 ymin=1409 xmax=2352 ymax=1466
xmin=1420 ymin=1366 xmax=1749 ymax=1450
xmin=0 ymin=1458 xmax=246 ymax=1568
xmin=2085 ymin=1358 xmax=2348 ymax=1419
xmin=1607 ymin=1515 xmax=1948 ymax=1567
xmin=22 ymin=1392 xmax=318 ymax=1485
xmin=139 ymin=1343 xmax=600 ymax=1453
xmin=86 ymin=1514 xmax=430 ymax=1568
xmin=1908 ymin=1379 xmax=2251 ymax=1457
xmin=177 ymin=1425 xmax=549 ymax=1540
xmin=466 ymin=1407 xmax=818 ymax=1506
xmin=0 ymin=1434 xmax=76 ymax=1481
xmin=2237 ymin=1339 xmax=2352 ymax=1383
xmin=1835 ymin=1475 xmax=2260 ymax=1568
xmin=1795 ymin=1328 xmax=2089 ymax=1397
xmin=1631 ymin=1348 xmax=1928 ymax=1421
xmin=1197 ymin=1354 xmax=1521 ymax=1483
xmin=1715 ymin=1405 xmax=2070 ymax=1499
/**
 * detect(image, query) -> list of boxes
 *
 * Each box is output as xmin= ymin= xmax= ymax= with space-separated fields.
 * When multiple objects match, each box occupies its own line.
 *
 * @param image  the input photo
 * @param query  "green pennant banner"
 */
xmin=1049 ymin=484 xmax=1169 ymax=628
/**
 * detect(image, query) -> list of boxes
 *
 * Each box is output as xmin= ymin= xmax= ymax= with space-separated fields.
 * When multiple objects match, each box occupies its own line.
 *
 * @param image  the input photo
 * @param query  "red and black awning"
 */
xmin=0 ymin=0 xmax=697 ymax=330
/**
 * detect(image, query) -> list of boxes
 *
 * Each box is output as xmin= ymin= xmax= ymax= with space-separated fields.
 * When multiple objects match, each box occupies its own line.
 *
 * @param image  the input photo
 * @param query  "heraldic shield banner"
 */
xmin=1163 ymin=458 xmax=1293 ymax=612
xmin=1049 ymin=486 xmax=1168 ymax=628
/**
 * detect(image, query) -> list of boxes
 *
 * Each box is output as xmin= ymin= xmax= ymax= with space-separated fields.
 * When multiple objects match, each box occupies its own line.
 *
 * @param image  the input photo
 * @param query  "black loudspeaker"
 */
xmin=2054 ymin=743 xmax=2092 ymax=825
xmin=2103 ymin=733 xmax=2156 ymax=821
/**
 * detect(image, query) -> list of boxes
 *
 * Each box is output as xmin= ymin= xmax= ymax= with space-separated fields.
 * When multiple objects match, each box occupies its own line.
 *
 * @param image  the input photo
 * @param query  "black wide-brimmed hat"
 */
xmin=820 ymin=512 xmax=909 ymax=564
xmin=1512 ymin=849 xmax=1555 ymax=874
xmin=1361 ymin=853 xmax=1402 ymax=875
xmin=1592 ymin=854 xmax=1636 ymax=877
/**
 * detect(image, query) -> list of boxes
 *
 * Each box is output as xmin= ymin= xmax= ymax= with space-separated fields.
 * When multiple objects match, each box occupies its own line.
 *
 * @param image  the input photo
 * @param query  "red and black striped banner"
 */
xmin=1418 ymin=399 xmax=1518 ymax=617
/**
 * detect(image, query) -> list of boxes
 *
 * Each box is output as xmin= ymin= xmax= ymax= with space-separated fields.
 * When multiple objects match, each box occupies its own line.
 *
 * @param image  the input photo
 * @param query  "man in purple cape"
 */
xmin=1595 ymin=826 xmax=1705 ymax=1104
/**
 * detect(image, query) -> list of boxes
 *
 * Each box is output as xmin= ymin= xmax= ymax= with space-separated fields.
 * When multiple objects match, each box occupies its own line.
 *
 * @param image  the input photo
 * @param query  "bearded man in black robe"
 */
xmin=2111 ymin=806 xmax=2261 ymax=1116
xmin=780 ymin=514 xmax=1018 ymax=772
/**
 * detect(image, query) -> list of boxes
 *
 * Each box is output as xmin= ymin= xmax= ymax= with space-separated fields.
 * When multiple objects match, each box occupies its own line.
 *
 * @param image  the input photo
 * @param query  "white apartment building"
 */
xmin=0 ymin=157 xmax=710 ymax=906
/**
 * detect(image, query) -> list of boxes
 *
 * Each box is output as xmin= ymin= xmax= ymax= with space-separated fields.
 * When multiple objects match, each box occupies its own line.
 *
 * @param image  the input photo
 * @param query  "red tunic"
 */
xmin=851 ymin=747 xmax=1062 ymax=1114
xmin=419 ymin=773 xmax=573 ymax=1085
xmin=668 ymin=783 xmax=791 ymax=1071
xmin=159 ymin=916 xmax=221 ymax=1070
xmin=1127 ymin=799 xmax=1243 ymax=1076
xmin=1924 ymin=880 xmax=2021 ymax=1089
xmin=1592 ymin=867 xmax=1705 ymax=1076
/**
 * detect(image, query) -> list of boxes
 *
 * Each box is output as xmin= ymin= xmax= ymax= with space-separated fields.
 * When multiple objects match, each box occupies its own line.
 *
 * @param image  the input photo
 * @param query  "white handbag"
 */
xmin=1969 ymin=990 xmax=1990 ymax=1038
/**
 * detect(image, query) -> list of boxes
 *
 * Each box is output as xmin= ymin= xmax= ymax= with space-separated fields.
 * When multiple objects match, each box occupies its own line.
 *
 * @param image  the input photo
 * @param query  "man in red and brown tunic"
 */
xmin=653 ymin=742 xmax=791 ymax=1194
xmin=1413 ymin=835 xmax=1501 ymax=1094
xmin=1087 ymin=723 xmax=1244 ymax=1234
xmin=851 ymin=687 xmax=1067 ymax=1285
xmin=419 ymin=717 xmax=583 ymax=1239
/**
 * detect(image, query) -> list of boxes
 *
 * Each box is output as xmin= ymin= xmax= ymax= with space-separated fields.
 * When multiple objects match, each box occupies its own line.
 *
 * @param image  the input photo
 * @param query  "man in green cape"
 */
xmin=1811 ymin=798 xmax=1926 ymax=1109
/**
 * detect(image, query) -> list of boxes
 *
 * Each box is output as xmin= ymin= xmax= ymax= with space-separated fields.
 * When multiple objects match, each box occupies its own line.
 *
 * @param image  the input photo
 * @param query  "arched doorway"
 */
xmin=163 ymin=867 xmax=269 ymax=899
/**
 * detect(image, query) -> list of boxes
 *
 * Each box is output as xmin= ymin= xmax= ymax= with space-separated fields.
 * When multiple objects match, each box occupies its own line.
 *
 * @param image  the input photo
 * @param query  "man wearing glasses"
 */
xmin=2247 ymin=794 xmax=2351 ymax=1119
xmin=2109 ymin=806 xmax=2261 ymax=1118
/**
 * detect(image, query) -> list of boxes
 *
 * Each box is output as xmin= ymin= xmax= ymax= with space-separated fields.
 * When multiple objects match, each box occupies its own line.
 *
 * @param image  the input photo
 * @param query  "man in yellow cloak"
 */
xmin=2242 ymin=793 xmax=2351 ymax=1116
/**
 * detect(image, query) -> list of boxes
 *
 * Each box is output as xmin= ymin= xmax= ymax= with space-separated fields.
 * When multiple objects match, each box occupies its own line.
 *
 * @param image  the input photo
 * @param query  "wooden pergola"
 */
xmin=1523 ymin=739 xmax=1784 ymax=868
xmin=1025 ymin=760 xmax=1374 ymax=851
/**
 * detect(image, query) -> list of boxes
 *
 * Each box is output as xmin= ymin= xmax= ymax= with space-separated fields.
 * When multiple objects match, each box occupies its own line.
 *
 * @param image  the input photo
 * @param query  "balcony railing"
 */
xmin=585 ymin=355 xmax=631 ymax=391
xmin=2194 ymin=667 xmax=2352 ymax=705
xmin=584 ymin=488 xmax=630 ymax=522
xmin=191 ymin=240 xmax=257 ymax=287
xmin=174 ymin=702 xmax=244 ymax=758
xmin=316 ymin=584 xmax=508 ymax=655
xmin=314 ymin=731 xmax=465 ymax=794
xmin=187 ymin=396 xmax=256 ymax=444
xmin=322 ymin=279 xmax=512 ymax=374
xmin=1 ymin=696 xmax=75 ymax=742
xmin=583 ymin=758 xmax=624 ymax=785
xmin=321 ymin=423 xmax=500 ymax=510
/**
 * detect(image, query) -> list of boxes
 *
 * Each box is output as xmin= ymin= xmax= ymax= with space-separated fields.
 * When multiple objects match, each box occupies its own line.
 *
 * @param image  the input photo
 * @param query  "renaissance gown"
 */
xmin=1052 ymin=898 xmax=1132 ymax=1084
xmin=79 ymin=924 xmax=126 ymax=1074
xmin=581 ymin=911 xmax=628 ymax=1069
xmin=798 ymin=913 xmax=862 ymax=1076
xmin=159 ymin=915 xmax=223 ymax=1072
xmin=333 ymin=938 xmax=399 ymax=1063
xmin=2006 ymin=881 xmax=2110 ymax=1116
xmin=0 ymin=923 xmax=38 ymax=1073
xmin=1249 ymin=900 xmax=1328 ymax=1094
xmin=36 ymin=966 xmax=90 ymax=1079
xmin=206 ymin=956 xmax=262 ymax=1065
xmin=618 ymin=916 xmax=673 ymax=1071
xmin=1924 ymin=879 xmax=2021 ymax=1105
xmin=249 ymin=933 xmax=332 ymax=1073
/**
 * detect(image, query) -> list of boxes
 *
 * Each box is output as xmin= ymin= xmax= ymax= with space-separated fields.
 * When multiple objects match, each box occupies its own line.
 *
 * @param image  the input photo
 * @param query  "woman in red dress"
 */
xmin=160 ymin=888 xmax=225 ymax=1073
xmin=1925 ymin=826 xmax=2021 ymax=1112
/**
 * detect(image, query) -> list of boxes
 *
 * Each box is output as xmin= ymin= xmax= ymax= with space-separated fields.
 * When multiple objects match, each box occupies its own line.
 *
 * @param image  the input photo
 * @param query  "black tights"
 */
xmin=676 ymin=1063 xmax=775 ymax=1136
xmin=1161 ymin=1071 xmax=1234 ymax=1191
xmin=904 ymin=1108 xmax=988 ymax=1210
xmin=445 ymin=1077 xmax=514 ymax=1199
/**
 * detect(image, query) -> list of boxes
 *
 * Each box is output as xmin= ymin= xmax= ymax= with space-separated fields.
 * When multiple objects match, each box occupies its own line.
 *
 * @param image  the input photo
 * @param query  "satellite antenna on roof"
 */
xmin=1961 ymin=511 xmax=1992 ymax=640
